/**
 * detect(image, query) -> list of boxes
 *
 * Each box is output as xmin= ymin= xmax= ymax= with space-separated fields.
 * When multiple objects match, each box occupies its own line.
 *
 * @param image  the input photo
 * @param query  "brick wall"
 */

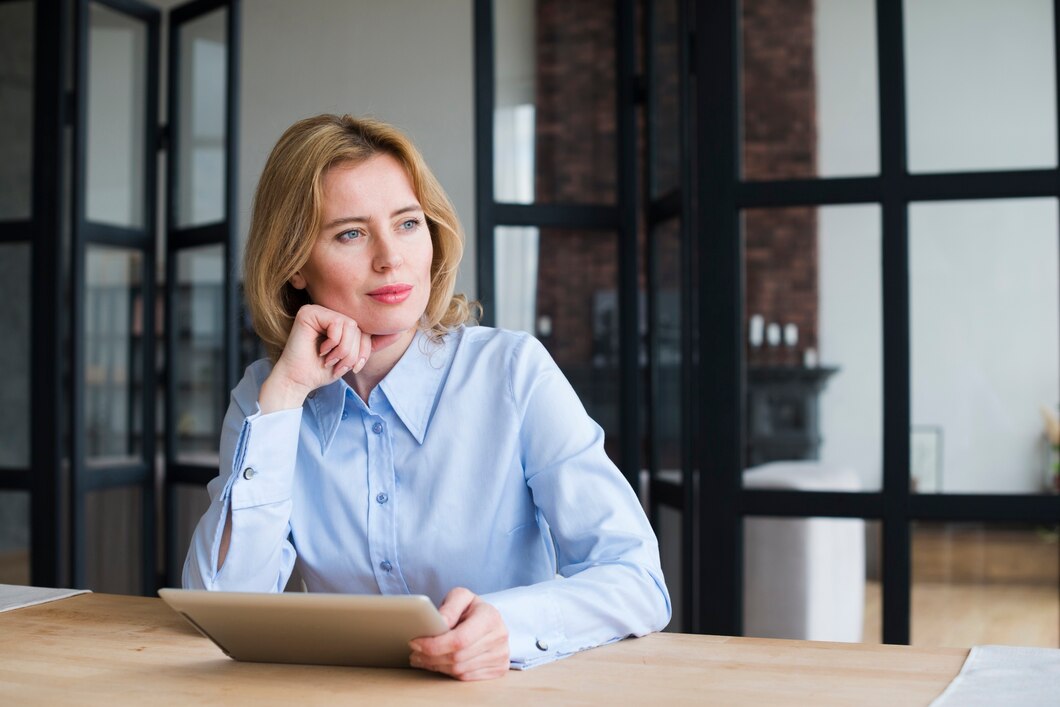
xmin=528 ymin=0 xmax=819 ymax=370
xmin=533 ymin=0 xmax=618 ymax=368
xmin=742 ymin=0 xmax=819 ymax=365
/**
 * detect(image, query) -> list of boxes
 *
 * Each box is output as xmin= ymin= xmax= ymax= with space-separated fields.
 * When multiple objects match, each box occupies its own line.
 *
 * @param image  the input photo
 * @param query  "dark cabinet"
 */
xmin=746 ymin=366 xmax=838 ymax=467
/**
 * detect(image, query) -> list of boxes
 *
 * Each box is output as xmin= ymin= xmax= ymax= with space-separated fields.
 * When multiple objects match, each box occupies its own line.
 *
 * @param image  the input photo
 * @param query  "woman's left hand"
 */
xmin=408 ymin=587 xmax=510 ymax=680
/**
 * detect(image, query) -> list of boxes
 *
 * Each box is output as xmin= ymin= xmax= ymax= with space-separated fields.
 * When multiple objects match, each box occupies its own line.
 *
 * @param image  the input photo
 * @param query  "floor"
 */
xmin=863 ymin=524 xmax=1059 ymax=648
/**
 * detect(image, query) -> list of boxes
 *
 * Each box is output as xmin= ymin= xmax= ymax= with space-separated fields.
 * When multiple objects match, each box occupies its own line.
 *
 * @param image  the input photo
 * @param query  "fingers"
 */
xmin=436 ymin=586 xmax=477 ymax=629
xmin=293 ymin=306 xmax=367 ymax=378
xmin=408 ymin=591 xmax=509 ymax=681
xmin=321 ymin=319 xmax=366 ymax=376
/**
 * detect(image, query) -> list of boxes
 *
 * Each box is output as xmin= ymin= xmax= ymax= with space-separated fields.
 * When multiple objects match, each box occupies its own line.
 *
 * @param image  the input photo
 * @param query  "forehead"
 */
xmin=320 ymin=154 xmax=419 ymax=215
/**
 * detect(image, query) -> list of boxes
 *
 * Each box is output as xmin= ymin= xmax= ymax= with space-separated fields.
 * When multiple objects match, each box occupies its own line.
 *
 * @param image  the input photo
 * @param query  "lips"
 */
xmin=367 ymin=283 xmax=413 ymax=304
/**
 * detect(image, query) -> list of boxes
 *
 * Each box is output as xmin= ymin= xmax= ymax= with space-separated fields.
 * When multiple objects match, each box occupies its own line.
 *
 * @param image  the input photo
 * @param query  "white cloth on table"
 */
xmin=0 ymin=584 xmax=90 ymax=613
xmin=930 ymin=645 xmax=1060 ymax=707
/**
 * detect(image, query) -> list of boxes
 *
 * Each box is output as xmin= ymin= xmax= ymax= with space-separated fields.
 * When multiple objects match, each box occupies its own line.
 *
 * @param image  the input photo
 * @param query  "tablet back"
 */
xmin=158 ymin=588 xmax=449 ymax=668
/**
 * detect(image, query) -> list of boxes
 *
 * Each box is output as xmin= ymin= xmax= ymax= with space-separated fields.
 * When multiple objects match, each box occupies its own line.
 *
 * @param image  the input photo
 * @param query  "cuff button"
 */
xmin=242 ymin=467 xmax=256 ymax=480
xmin=535 ymin=639 xmax=549 ymax=652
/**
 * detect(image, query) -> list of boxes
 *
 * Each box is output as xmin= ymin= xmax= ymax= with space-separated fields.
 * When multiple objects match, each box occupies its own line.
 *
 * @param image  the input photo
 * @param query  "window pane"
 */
xmin=910 ymin=199 xmax=1059 ymax=494
xmin=742 ymin=205 xmax=882 ymax=491
xmin=657 ymin=504 xmax=684 ymax=632
xmin=649 ymin=0 xmax=681 ymax=198
xmin=0 ymin=491 xmax=30 ymax=585
xmin=744 ymin=517 xmax=880 ymax=643
xmin=912 ymin=522 xmax=1059 ymax=647
xmin=0 ymin=243 xmax=31 ymax=468
xmin=493 ymin=0 xmax=616 ymax=204
xmin=86 ymin=1 xmax=147 ymax=228
xmin=84 ymin=245 xmax=143 ymax=466
xmin=168 ymin=483 xmax=210 ymax=583
xmin=0 ymin=0 xmax=34 ymax=221
xmin=741 ymin=0 xmax=879 ymax=180
xmin=651 ymin=218 xmax=682 ymax=474
xmin=905 ymin=0 xmax=1057 ymax=173
xmin=84 ymin=486 xmax=142 ymax=595
xmin=175 ymin=245 xmax=224 ymax=466
xmin=493 ymin=227 xmax=621 ymax=462
xmin=176 ymin=8 xmax=227 ymax=228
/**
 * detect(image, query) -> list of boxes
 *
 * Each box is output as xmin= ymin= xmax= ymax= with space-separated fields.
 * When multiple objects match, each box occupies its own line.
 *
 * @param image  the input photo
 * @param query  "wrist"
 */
xmin=259 ymin=369 xmax=312 ymax=413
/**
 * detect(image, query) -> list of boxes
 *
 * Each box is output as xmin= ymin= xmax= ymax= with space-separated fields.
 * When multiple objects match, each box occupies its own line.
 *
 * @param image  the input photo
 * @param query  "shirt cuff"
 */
xmin=227 ymin=405 xmax=303 ymax=511
xmin=481 ymin=582 xmax=568 ymax=670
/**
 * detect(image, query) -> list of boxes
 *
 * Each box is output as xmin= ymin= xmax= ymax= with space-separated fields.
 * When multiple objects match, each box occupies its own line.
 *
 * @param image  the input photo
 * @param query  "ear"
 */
xmin=290 ymin=271 xmax=307 ymax=290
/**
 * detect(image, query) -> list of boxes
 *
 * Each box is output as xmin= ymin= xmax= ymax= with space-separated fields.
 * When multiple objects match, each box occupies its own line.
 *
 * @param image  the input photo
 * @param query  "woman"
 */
xmin=183 ymin=114 xmax=671 ymax=680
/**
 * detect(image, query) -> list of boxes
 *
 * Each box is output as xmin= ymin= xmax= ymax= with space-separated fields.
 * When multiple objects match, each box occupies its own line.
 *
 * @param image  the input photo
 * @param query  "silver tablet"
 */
xmin=158 ymin=588 xmax=449 ymax=668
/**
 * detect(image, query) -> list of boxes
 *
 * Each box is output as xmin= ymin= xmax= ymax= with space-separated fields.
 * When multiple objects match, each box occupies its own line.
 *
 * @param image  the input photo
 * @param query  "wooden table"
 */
xmin=0 ymin=593 xmax=967 ymax=705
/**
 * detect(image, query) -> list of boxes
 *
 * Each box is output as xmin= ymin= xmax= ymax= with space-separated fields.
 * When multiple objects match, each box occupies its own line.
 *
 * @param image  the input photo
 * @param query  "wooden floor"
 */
xmin=864 ymin=524 xmax=1059 ymax=648
xmin=863 ymin=580 xmax=1059 ymax=647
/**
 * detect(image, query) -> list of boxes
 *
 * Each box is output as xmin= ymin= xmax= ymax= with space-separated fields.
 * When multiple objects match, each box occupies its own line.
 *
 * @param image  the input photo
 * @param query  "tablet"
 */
xmin=158 ymin=588 xmax=449 ymax=668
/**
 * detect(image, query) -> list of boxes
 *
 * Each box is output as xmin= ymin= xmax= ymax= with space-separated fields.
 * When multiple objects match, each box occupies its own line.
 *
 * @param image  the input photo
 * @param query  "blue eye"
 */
xmin=336 ymin=228 xmax=363 ymax=242
xmin=400 ymin=218 xmax=420 ymax=231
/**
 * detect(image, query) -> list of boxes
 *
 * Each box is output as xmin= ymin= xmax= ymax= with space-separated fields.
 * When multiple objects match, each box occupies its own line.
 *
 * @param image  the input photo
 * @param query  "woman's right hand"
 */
xmin=258 ymin=304 xmax=373 ymax=413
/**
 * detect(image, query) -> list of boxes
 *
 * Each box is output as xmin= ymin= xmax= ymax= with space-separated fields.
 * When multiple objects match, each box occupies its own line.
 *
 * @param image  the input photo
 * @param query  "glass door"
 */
xmin=71 ymin=0 xmax=160 ymax=593
xmin=163 ymin=0 xmax=241 ymax=586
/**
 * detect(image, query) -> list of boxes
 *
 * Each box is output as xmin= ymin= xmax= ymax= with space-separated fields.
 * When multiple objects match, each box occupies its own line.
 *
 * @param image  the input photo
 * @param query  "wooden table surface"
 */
xmin=0 ymin=593 xmax=968 ymax=705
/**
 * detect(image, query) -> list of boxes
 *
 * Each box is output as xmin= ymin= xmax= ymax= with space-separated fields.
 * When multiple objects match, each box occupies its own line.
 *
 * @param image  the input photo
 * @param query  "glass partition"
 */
xmin=0 ymin=0 xmax=35 ymax=221
xmin=176 ymin=7 xmax=227 ymax=228
xmin=84 ymin=245 xmax=143 ymax=466
xmin=493 ymin=0 xmax=616 ymax=204
xmin=910 ymin=198 xmax=1059 ymax=494
xmin=84 ymin=486 xmax=143 ymax=594
xmin=741 ymin=204 xmax=883 ymax=491
xmin=0 ymin=491 xmax=29 ymax=586
xmin=85 ymin=1 xmax=147 ymax=227
xmin=904 ymin=0 xmax=1057 ymax=173
xmin=744 ymin=517 xmax=880 ymax=643
xmin=174 ymin=244 xmax=225 ymax=466
xmin=741 ymin=0 xmax=879 ymax=180
xmin=0 ymin=243 xmax=31 ymax=468
xmin=911 ymin=522 xmax=1059 ymax=647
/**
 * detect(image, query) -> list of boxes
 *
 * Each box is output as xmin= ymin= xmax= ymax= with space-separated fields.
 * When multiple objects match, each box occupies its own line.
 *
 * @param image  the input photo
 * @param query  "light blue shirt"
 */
xmin=183 ymin=325 xmax=671 ymax=668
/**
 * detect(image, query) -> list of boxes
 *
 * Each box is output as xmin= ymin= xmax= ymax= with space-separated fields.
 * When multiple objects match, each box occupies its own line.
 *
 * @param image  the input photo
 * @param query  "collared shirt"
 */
xmin=183 ymin=326 xmax=671 ymax=669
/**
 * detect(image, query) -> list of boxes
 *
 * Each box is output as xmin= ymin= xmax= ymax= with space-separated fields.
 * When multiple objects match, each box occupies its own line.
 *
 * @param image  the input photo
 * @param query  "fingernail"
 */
xmin=339 ymin=366 xmax=351 ymax=375
xmin=354 ymin=357 xmax=366 ymax=372
xmin=324 ymin=358 xmax=337 ymax=367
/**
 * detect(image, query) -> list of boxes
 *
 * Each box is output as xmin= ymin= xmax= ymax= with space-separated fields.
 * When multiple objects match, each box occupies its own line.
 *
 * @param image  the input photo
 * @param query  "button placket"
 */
xmin=366 ymin=411 xmax=403 ymax=592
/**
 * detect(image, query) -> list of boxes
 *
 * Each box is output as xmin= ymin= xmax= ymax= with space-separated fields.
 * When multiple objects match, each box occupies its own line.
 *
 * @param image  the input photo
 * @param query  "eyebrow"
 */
xmin=323 ymin=204 xmax=422 ymax=230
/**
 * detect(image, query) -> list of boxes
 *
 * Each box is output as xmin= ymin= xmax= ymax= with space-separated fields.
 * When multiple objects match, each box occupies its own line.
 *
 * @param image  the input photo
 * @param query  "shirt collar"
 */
xmin=307 ymin=328 xmax=456 ymax=454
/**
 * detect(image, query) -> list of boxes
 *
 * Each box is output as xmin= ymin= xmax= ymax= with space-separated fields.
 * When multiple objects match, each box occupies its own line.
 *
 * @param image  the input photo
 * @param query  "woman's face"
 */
xmin=290 ymin=154 xmax=434 ymax=338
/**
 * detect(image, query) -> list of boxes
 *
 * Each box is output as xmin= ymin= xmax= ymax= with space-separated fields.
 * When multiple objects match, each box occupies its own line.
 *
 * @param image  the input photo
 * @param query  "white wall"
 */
xmin=816 ymin=0 xmax=1060 ymax=493
xmin=238 ymin=0 xmax=476 ymax=297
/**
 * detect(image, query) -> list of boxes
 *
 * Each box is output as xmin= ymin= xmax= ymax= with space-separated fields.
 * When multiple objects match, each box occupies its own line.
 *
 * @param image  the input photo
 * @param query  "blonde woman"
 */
xmin=183 ymin=114 xmax=670 ymax=680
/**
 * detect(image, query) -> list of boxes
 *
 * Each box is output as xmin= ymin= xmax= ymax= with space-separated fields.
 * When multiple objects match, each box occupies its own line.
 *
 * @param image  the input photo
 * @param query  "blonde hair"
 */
xmin=244 ymin=114 xmax=476 ymax=361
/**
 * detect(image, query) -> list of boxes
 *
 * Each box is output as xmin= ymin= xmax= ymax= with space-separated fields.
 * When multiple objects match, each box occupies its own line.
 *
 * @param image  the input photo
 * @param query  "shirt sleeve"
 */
xmin=181 ymin=361 xmax=302 ymax=593
xmin=480 ymin=335 xmax=672 ymax=669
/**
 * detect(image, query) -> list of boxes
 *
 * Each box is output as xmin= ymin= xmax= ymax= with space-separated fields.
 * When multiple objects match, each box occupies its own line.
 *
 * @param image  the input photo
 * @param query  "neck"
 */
xmin=344 ymin=327 xmax=417 ymax=403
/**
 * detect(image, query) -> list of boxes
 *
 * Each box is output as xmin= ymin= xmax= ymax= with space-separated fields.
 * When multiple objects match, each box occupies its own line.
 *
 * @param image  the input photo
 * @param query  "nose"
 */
xmin=372 ymin=234 xmax=404 ymax=272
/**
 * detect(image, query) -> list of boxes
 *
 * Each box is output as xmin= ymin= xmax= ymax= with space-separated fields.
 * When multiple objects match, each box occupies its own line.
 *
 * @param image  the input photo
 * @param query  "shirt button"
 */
xmin=242 ymin=467 xmax=256 ymax=480
xmin=372 ymin=421 xmax=383 ymax=434
xmin=307 ymin=391 xmax=316 ymax=400
xmin=380 ymin=560 xmax=392 ymax=573
xmin=341 ymin=410 xmax=349 ymax=420
xmin=535 ymin=639 xmax=549 ymax=651
xmin=376 ymin=492 xmax=389 ymax=504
